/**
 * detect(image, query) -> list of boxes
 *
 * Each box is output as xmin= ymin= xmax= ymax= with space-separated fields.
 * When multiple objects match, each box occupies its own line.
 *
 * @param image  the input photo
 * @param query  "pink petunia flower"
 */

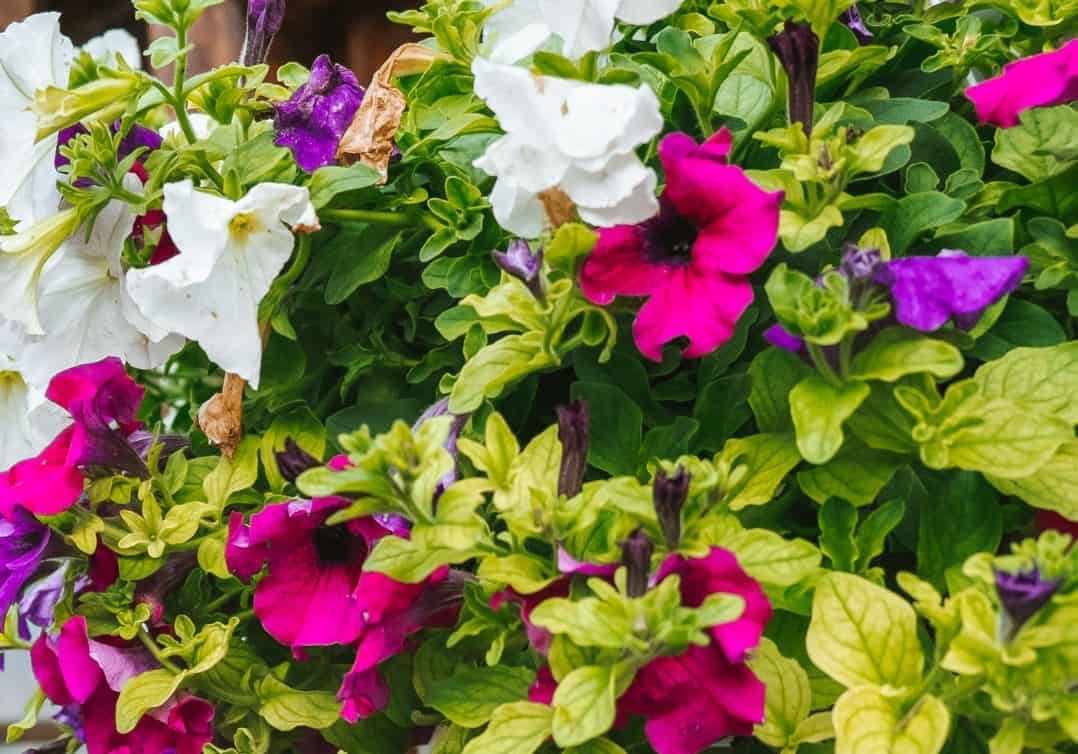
xmin=31 ymin=616 xmax=215 ymax=754
xmin=965 ymin=39 xmax=1078 ymax=127
xmin=0 ymin=358 xmax=146 ymax=519
xmin=225 ymin=497 xmax=396 ymax=648
xmin=580 ymin=129 xmax=782 ymax=361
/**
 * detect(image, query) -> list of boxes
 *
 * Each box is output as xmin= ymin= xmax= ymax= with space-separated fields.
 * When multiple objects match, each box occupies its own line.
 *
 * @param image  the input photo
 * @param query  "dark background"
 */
xmin=0 ymin=0 xmax=420 ymax=82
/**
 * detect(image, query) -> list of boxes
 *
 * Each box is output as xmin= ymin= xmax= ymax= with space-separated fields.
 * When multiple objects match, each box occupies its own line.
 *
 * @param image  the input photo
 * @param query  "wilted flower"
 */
xmin=580 ymin=129 xmax=782 ymax=361
xmin=472 ymin=57 xmax=662 ymax=237
xmin=965 ymin=39 xmax=1078 ymax=128
xmin=994 ymin=565 xmax=1060 ymax=640
xmin=242 ymin=0 xmax=286 ymax=66
xmin=274 ymin=54 xmax=365 ymax=172
xmin=653 ymin=466 xmax=690 ymax=550
xmin=767 ymin=20 xmax=820 ymax=137
xmin=556 ymin=400 xmax=590 ymax=498
xmin=493 ymin=240 xmax=545 ymax=302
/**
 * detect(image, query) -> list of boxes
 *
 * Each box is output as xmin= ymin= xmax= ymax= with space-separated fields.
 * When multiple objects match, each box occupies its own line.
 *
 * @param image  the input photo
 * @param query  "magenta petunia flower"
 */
xmin=580 ymin=129 xmax=782 ymax=361
xmin=32 ymin=616 xmax=215 ymax=754
xmin=225 ymin=497 xmax=394 ymax=648
xmin=965 ymin=39 xmax=1078 ymax=127
xmin=0 ymin=358 xmax=146 ymax=519
xmin=274 ymin=54 xmax=365 ymax=173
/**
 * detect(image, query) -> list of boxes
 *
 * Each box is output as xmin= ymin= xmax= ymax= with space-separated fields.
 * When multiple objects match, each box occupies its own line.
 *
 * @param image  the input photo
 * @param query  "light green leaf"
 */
xmin=986 ymin=440 xmax=1078 ymax=519
xmin=807 ymin=572 xmax=923 ymax=689
xmin=722 ymin=433 xmax=802 ymax=510
xmin=259 ymin=676 xmax=342 ymax=731
xmin=428 ymin=666 xmax=535 ymax=728
xmin=721 ymin=528 xmax=821 ymax=587
xmin=115 ymin=669 xmax=184 ymax=733
xmin=993 ymin=106 xmax=1078 ymax=183
xmin=478 ymin=554 xmax=557 ymax=594
xmin=779 ymin=204 xmax=845 ymax=252
xmin=850 ymin=328 xmax=964 ymax=382
xmin=460 ymin=702 xmax=553 ymax=754
xmin=197 ymin=530 xmax=231 ymax=580
xmin=364 ymin=535 xmax=478 ymax=583
xmin=748 ymin=638 xmax=811 ymax=749
xmin=530 ymin=598 xmax=632 ymax=650
xmin=204 ymin=436 xmax=260 ymax=514
xmin=450 ymin=333 xmax=554 ymax=414
xmin=5 ymin=689 xmax=44 ymax=743
xmin=833 ymin=688 xmax=949 ymax=754
xmin=797 ymin=441 xmax=906 ymax=506
xmin=848 ymin=125 xmax=916 ymax=174
xmin=790 ymin=376 xmax=871 ymax=464
xmin=974 ymin=341 xmax=1078 ymax=424
xmin=551 ymin=665 xmax=618 ymax=748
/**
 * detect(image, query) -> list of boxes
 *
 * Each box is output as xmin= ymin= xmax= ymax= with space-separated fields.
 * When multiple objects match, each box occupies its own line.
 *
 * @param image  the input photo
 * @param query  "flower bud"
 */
xmin=840 ymin=244 xmax=883 ymax=280
xmin=653 ymin=466 xmax=690 ymax=550
xmin=994 ymin=565 xmax=1060 ymax=641
xmin=493 ymin=240 xmax=546 ymax=303
xmin=31 ymin=70 xmax=145 ymax=142
xmin=840 ymin=4 xmax=874 ymax=44
xmin=274 ymin=436 xmax=321 ymax=483
xmin=556 ymin=401 xmax=590 ymax=498
xmin=621 ymin=529 xmax=654 ymax=599
xmin=242 ymin=0 xmax=287 ymax=66
xmin=767 ymin=20 xmax=820 ymax=138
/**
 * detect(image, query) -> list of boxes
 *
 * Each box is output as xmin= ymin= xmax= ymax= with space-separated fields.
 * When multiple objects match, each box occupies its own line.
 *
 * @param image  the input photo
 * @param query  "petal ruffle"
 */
xmin=965 ymin=39 xmax=1078 ymax=128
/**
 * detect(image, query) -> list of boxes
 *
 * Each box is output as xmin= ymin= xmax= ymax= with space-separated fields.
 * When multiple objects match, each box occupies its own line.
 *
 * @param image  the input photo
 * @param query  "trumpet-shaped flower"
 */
xmin=0 ymin=357 xmax=146 ymax=519
xmin=0 ymin=506 xmax=51 ymax=627
xmin=483 ymin=0 xmax=685 ymax=62
xmin=0 ymin=13 xmax=73 ymax=228
xmin=580 ymin=129 xmax=783 ymax=360
xmin=472 ymin=58 xmax=662 ymax=237
xmin=965 ymin=39 xmax=1078 ymax=128
xmin=0 ymin=331 xmax=69 ymax=472
xmin=18 ymin=187 xmax=184 ymax=391
xmin=0 ymin=207 xmax=79 ymax=335
xmin=125 ymin=181 xmax=318 ymax=387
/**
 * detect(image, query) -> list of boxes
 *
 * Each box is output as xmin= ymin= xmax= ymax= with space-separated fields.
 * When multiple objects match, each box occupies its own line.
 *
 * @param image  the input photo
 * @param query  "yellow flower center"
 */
xmin=229 ymin=212 xmax=260 ymax=240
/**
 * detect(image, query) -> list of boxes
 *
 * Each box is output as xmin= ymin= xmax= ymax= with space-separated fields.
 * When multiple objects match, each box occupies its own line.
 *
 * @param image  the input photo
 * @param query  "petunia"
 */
xmin=274 ymin=54 xmax=365 ymax=172
xmin=0 ymin=208 xmax=79 ymax=335
xmin=225 ymin=497 xmax=396 ymax=647
xmin=0 ymin=357 xmax=146 ymax=519
xmin=994 ymin=565 xmax=1060 ymax=640
xmin=0 ymin=506 xmax=51 ymax=623
xmin=82 ymin=28 xmax=143 ymax=70
xmin=32 ymin=615 xmax=215 ymax=754
xmin=483 ymin=0 xmax=685 ymax=62
xmin=580 ymin=129 xmax=783 ymax=361
xmin=0 ymin=331 xmax=70 ymax=472
xmin=125 ymin=180 xmax=319 ymax=387
xmin=472 ymin=57 xmax=662 ymax=238
xmin=241 ymin=0 xmax=287 ymax=66
xmin=767 ymin=20 xmax=820 ymax=137
xmin=653 ymin=466 xmax=690 ymax=550
xmin=18 ymin=184 xmax=184 ymax=391
xmin=493 ymin=239 xmax=545 ymax=302
xmin=965 ymin=39 xmax=1078 ymax=128
xmin=337 ymin=568 xmax=464 ymax=721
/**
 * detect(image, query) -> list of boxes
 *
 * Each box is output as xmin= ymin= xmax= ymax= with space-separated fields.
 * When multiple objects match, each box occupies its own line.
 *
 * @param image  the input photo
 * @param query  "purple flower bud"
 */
xmin=767 ymin=20 xmax=820 ymax=137
xmin=127 ymin=430 xmax=191 ymax=471
xmin=840 ymin=244 xmax=883 ymax=280
xmin=764 ymin=323 xmax=806 ymax=353
xmin=493 ymin=240 xmax=546 ymax=302
xmin=241 ymin=0 xmax=286 ymax=66
xmin=654 ymin=466 xmax=690 ymax=550
xmin=274 ymin=436 xmax=321 ymax=483
xmin=840 ymin=4 xmax=874 ymax=44
xmin=556 ymin=401 xmax=590 ymax=498
xmin=995 ymin=565 xmax=1060 ymax=640
xmin=274 ymin=54 xmax=365 ymax=173
xmin=413 ymin=398 xmax=470 ymax=505
xmin=622 ymin=530 xmax=654 ymax=598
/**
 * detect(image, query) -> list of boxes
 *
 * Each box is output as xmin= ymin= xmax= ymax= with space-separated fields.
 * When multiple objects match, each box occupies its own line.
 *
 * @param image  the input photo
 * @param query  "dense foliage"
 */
xmin=1 ymin=1 xmax=1077 ymax=753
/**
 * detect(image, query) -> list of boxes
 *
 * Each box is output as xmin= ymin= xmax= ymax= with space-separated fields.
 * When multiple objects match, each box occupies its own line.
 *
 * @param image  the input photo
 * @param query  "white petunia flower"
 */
xmin=483 ymin=0 xmax=684 ymax=62
xmin=0 ymin=207 xmax=79 ymax=335
xmin=0 ymin=322 xmax=69 ymax=472
xmin=125 ymin=181 xmax=318 ymax=388
xmin=83 ymin=29 xmax=143 ymax=70
xmin=472 ymin=57 xmax=661 ymax=238
xmin=17 ymin=178 xmax=184 ymax=392
xmin=160 ymin=112 xmax=215 ymax=142
xmin=0 ymin=13 xmax=74 ymax=229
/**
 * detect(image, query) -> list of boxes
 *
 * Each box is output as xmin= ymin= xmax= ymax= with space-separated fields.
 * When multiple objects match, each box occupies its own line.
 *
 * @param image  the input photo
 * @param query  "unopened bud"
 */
xmin=653 ymin=466 xmax=690 ymax=550
xmin=556 ymin=401 xmax=589 ymax=498
xmin=621 ymin=530 xmax=654 ymax=599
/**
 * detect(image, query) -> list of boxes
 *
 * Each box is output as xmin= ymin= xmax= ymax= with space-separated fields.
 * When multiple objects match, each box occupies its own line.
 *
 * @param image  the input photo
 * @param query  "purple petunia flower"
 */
xmin=274 ymin=54 xmax=365 ymax=173
xmin=413 ymin=398 xmax=470 ymax=504
xmin=840 ymin=4 xmax=874 ymax=44
xmin=0 ymin=506 xmax=51 ymax=624
xmin=994 ymin=565 xmax=1060 ymax=639
xmin=55 ymin=122 xmax=163 ymax=188
xmin=493 ymin=240 xmax=546 ymax=302
xmin=767 ymin=20 xmax=820 ymax=137
xmin=241 ymin=0 xmax=286 ymax=66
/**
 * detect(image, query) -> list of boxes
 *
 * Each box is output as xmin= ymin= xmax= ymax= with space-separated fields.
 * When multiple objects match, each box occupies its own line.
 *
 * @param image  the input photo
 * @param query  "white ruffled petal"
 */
xmin=482 ymin=0 xmax=552 ymax=63
xmin=539 ymin=0 xmax=619 ymax=60
xmin=471 ymin=58 xmax=562 ymax=146
xmin=83 ymin=28 xmax=142 ymax=70
xmin=0 ymin=371 xmax=68 ymax=471
xmin=153 ymin=180 xmax=234 ymax=285
xmin=555 ymin=82 xmax=662 ymax=162
xmin=560 ymin=152 xmax=655 ymax=209
xmin=575 ymin=167 xmax=658 ymax=228
xmin=615 ymin=0 xmax=684 ymax=24
xmin=488 ymin=177 xmax=548 ymax=239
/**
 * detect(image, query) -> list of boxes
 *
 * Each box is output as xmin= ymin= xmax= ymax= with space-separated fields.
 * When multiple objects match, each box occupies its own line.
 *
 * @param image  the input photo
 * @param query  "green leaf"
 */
xmin=460 ymin=702 xmax=553 ymax=754
xmin=846 ymin=382 xmax=918 ymax=454
xmin=992 ymin=106 xmax=1078 ymax=182
xmin=854 ymin=499 xmax=906 ymax=573
xmin=115 ymin=669 xmax=184 ymax=734
xmin=974 ymin=341 xmax=1078 ymax=423
xmin=570 ymin=382 xmax=643 ymax=476
xmin=309 ymin=163 xmax=383 ymax=208
xmin=364 ymin=535 xmax=478 ymax=583
xmin=881 ymin=192 xmax=966 ymax=254
xmin=551 ymin=665 xmax=618 ymax=748
xmin=855 ymin=97 xmax=949 ymax=125
xmin=324 ymin=230 xmax=402 ymax=304
xmin=748 ymin=638 xmax=811 ymax=749
xmin=985 ymin=440 xmax=1078 ymax=519
xmin=258 ymin=676 xmax=342 ymax=731
xmin=722 ymin=433 xmax=802 ymax=510
xmin=969 ymin=299 xmax=1067 ymax=360
xmin=545 ymin=223 xmax=598 ymax=274
xmin=934 ymin=218 xmax=1014 ymax=257
xmin=818 ymin=499 xmax=859 ymax=572
xmin=260 ymin=406 xmax=326 ymax=493
xmin=428 ymin=666 xmax=536 ymax=728
xmin=203 ymin=436 xmax=259 ymax=514
xmin=721 ymin=528 xmax=821 ymax=587
xmin=929 ymin=112 xmax=985 ymax=176
xmin=917 ymin=471 xmax=1000 ymax=589
xmin=749 ymin=348 xmax=813 ymax=433
xmin=797 ymin=441 xmax=906 ymax=506
xmin=807 ymin=572 xmax=923 ymax=689
xmin=834 ymin=688 xmax=949 ymax=754
xmin=849 ymin=328 xmax=964 ymax=382
xmin=450 ymin=333 xmax=554 ymax=414
xmin=477 ymin=554 xmax=556 ymax=594
xmin=790 ymin=376 xmax=870 ymax=464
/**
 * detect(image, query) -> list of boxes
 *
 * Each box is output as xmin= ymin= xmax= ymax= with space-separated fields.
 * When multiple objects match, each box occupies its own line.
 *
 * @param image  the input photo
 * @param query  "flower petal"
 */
xmin=615 ymin=0 xmax=684 ymax=24
xmin=965 ymin=39 xmax=1078 ymax=128
xmin=580 ymin=224 xmax=667 ymax=304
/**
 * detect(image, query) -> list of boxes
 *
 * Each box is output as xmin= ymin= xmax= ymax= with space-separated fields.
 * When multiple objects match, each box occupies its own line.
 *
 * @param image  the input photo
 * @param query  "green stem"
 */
xmin=138 ymin=629 xmax=182 ymax=674
xmin=202 ymin=592 xmax=238 ymax=614
xmin=838 ymin=335 xmax=854 ymax=379
xmin=320 ymin=208 xmax=439 ymax=231
xmin=234 ymin=608 xmax=256 ymax=622
xmin=171 ymin=28 xmax=197 ymax=145
xmin=807 ymin=343 xmax=843 ymax=386
xmin=277 ymin=236 xmax=312 ymax=288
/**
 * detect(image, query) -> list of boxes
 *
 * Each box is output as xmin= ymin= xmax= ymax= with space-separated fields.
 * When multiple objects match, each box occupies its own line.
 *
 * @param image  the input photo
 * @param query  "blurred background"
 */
xmin=0 ymin=4 xmax=420 ymax=748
